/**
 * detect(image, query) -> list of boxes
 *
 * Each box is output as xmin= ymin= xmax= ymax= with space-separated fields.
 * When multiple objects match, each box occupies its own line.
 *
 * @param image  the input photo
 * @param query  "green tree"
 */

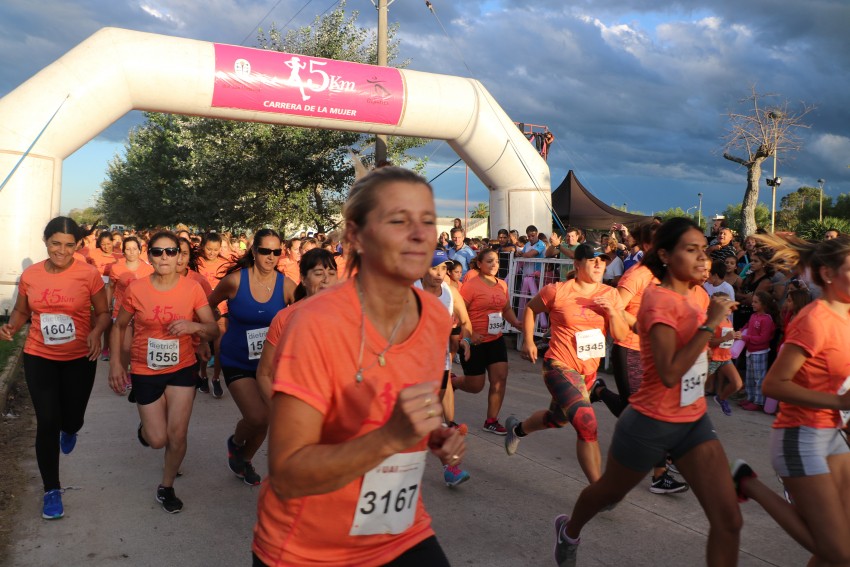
xmin=776 ymin=186 xmax=827 ymax=231
xmin=721 ymin=202 xmax=771 ymax=234
xmin=827 ymin=193 xmax=850 ymax=222
xmin=796 ymin=217 xmax=850 ymax=240
xmin=651 ymin=207 xmax=705 ymax=230
xmin=469 ymin=203 xmax=489 ymax=218
xmin=722 ymin=87 xmax=813 ymax=236
xmin=67 ymin=206 xmax=101 ymax=226
xmin=98 ymin=2 xmax=427 ymax=232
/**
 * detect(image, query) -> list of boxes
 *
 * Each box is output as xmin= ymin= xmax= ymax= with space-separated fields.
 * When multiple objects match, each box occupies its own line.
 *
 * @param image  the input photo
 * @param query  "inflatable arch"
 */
xmin=0 ymin=27 xmax=551 ymax=310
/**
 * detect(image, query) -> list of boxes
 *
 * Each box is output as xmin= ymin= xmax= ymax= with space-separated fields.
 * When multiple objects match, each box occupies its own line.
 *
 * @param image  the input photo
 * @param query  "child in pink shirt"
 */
xmin=740 ymin=290 xmax=776 ymax=410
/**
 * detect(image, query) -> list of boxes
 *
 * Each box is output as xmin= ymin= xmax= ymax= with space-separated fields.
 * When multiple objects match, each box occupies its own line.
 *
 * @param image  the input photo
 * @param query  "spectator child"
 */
xmin=739 ymin=290 xmax=777 ymax=411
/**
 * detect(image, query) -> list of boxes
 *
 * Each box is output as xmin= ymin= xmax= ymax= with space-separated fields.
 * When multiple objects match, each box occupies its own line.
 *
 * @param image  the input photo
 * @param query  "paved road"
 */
xmin=9 ymin=348 xmax=809 ymax=566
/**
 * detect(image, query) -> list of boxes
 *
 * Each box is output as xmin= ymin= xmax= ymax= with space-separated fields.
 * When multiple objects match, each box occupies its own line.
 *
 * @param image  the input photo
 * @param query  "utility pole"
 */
xmin=373 ymin=0 xmax=394 ymax=166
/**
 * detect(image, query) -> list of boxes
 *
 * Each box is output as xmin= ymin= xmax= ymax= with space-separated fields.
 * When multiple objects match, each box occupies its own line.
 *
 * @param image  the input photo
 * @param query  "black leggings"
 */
xmin=252 ymin=536 xmax=450 ymax=567
xmin=23 ymin=354 xmax=97 ymax=491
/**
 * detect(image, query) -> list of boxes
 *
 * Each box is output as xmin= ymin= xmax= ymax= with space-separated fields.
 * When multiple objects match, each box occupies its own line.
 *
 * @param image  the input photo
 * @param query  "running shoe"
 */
xmin=211 ymin=379 xmax=224 ymax=399
xmin=42 ymin=489 xmax=64 ymax=520
xmin=447 ymin=421 xmax=468 ymax=436
xmin=207 ymin=355 xmax=215 ymax=368
xmin=156 ymin=485 xmax=183 ymax=514
xmin=197 ymin=375 xmax=210 ymax=394
xmin=59 ymin=431 xmax=77 ymax=455
xmin=588 ymin=378 xmax=606 ymax=403
xmin=553 ymin=514 xmax=578 ymax=567
xmin=649 ymin=472 xmax=689 ymax=494
xmin=100 ymin=348 xmax=110 ymax=362
xmin=739 ymin=401 xmax=763 ymax=412
xmin=443 ymin=464 xmax=470 ymax=487
xmin=504 ymin=415 xmax=521 ymax=455
xmin=482 ymin=418 xmax=507 ymax=436
xmin=137 ymin=423 xmax=150 ymax=448
xmin=666 ymin=461 xmax=680 ymax=475
xmin=730 ymin=459 xmax=757 ymax=503
xmin=227 ymin=435 xmax=246 ymax=477
xmin=242 ymin=461 xmax=262 ymax=486
xmin=714 ymin=395 xmax=733 ymax=416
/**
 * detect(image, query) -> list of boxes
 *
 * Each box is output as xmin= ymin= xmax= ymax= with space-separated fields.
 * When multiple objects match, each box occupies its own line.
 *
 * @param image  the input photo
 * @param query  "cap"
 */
xmin=574 ymin=243 xmax=599 ymax=261
xmin=432 ymin=249 xmax=451 ymax=267
xmin=712 ymin=215 xmax=726 ymax=221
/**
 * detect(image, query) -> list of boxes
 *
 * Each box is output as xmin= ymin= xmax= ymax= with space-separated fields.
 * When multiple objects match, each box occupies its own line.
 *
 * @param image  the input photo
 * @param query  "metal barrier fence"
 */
xmin=503 ymin=254 xmax=574 ymax=349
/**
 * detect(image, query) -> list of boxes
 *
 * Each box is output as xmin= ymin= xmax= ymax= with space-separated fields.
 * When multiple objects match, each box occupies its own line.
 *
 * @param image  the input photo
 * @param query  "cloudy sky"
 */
xmin=2 ymin=0 xmax=849 ymax=224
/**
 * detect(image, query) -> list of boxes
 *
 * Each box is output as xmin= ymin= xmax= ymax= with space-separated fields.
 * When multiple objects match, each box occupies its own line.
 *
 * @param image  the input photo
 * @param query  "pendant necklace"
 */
xmin=253 ymin=266 xmax=274 ymax=294
xmin=354 ymin=277 xmax=408 ymax=384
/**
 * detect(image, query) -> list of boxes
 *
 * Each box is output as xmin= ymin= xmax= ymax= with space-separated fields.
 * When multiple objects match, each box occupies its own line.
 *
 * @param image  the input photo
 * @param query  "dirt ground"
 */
xmin=0 ymin=375 xmax=36 ymax=565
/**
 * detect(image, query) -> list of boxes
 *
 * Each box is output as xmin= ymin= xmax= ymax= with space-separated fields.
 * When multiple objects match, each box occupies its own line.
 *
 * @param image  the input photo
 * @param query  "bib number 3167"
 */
xmin=350 ymin=451 xmax=426 ymax=536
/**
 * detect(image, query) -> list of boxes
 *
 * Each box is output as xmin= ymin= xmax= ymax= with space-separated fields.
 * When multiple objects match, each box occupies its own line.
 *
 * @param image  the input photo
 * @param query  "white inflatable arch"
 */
xmin=0 ymin=27 xmax=550 ymax=309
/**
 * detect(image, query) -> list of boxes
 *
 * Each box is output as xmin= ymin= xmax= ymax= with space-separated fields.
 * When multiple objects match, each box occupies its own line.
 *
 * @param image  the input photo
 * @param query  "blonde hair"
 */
xmin=756 ymin=233 xmax=850 ymax=288
xmin=342 ymin=166 xmax=433 ymax=277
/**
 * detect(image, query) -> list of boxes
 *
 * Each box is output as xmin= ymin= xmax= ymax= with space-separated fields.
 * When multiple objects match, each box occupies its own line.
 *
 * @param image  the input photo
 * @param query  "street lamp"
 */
xmin=818 ymin=178 xmax=826 ymax=222
xmin=686 ymin=206 xmax=697 ymax=216
xmin=767 ymin=110 xmax=783 ymax=233
xmin=697 ymin=192 xmax=703 ymax=228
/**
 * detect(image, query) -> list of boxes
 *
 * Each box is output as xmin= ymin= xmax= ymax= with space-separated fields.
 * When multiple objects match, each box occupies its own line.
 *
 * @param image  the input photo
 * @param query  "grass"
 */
xmin=0 ymin=330 xmax=25 ymax=374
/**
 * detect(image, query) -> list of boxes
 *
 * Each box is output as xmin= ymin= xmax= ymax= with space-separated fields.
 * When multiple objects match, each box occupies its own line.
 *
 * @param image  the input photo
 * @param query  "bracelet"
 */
xmin=463 ymin=337 xmax=472 ymax=345
xmin=697 ymin=325 xmax=715 ymax=334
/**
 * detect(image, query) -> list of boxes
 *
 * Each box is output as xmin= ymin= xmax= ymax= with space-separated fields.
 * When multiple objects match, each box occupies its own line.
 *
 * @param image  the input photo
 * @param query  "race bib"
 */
xmin=576 ymin=329 xmax=605 ymax=361
xmin=350 ymin=451 xmax=426 ymax=536
xmin=246 ymin=327 xmax=268 ymax=360
xmin=40 ymin=313 xmax=76 ymax=345
xmin=102 ymin=275 xmax=110 ymax=284
xmin=838 ymin=376 xmax=850 ymax=426
xmin=147 ymin=338 xmax=179 ymax=370
xmin=680 ymin=352 xmax=708 ymax=407
xmin=719 ymin=339 xmax=734 ymax=349
xmin=487 ymin=312 xmax=503 ymax=335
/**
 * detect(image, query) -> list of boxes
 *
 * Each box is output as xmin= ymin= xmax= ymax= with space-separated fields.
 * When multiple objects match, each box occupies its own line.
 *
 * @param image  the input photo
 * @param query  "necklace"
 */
xmin=354 ymin=277 xmax=409 ymax=384
xmin=252 ymin=267 xmax=275 ymax=294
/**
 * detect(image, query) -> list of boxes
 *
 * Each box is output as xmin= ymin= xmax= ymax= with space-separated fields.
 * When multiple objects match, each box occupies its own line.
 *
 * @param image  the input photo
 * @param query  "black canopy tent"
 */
xmin=551 ymin=170 xmax=649 ymax=231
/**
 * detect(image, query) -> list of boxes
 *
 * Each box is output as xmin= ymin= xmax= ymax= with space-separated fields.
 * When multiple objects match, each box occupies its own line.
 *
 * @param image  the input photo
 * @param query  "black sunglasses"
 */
xmin=256 ymin=247 xmax=283 ymax=256
xmin=150 ymin=247 xmax=179 ymax=257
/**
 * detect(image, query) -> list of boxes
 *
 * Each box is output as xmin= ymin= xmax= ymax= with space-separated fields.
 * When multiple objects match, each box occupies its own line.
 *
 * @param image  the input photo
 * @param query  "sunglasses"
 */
xmin=149 ymin=247 xmax=179 ymax=257
xmin=256 ymin=247 xmax=283 ymax=256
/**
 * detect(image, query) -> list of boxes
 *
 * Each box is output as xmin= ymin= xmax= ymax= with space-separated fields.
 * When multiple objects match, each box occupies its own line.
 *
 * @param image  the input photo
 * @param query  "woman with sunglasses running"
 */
xmin=207 ymin=229 xmax=295 ymax=487
xmin=108 ymin=231 xmax=219 ymax=513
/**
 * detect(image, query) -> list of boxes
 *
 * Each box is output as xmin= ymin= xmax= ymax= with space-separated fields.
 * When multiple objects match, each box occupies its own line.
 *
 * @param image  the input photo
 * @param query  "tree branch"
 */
xmin=723 ymin=153 xmax=749 ymax=166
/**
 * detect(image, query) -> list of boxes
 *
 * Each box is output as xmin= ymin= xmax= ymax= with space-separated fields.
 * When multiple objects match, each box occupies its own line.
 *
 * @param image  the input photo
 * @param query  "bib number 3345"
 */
xmin=350 ymin=451 xmax=426 ymax=536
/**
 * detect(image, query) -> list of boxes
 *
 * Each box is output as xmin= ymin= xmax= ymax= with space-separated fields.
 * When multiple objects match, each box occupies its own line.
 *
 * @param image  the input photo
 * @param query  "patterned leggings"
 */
xmin=542 ymin=358 xmax=598 ymax=442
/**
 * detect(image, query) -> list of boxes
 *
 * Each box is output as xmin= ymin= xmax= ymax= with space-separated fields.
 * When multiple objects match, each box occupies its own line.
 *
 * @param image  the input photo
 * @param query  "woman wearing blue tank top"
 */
xmin=208 ymin=229 xmax=296 ymax=485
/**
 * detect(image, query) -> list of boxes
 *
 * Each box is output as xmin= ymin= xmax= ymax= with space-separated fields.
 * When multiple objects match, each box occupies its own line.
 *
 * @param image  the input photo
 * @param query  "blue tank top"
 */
xmin=219 ymin=268 xmax=286 ymax=370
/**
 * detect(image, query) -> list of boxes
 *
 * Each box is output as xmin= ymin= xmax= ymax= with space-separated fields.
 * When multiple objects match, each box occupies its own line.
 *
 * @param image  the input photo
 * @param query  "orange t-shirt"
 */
xmin=629 ymin=284 xmax=708 ymax=423
xmin=462 ymin=269 xmax=480 ymax=284
xmin=87 ymin=250 xmax=121 ymax=279
xmin=613 ymin=264 xmax=656 ymax=351
xmin=185 ymin=269 xmax=214 ymax=297
xmin=334 ymin=254 xmax=349 ymax=282
xmin=540 ymin=280 xmax=623 ymax=380
xmin=265 ymin=303 xmax=298 ymax=349
xmin=122 ymin=276 xmax=209 ymax=375
xmin=20 ymin=259 xmax=104 ymax=361
xmin=253 ymin=279 xmax=450 ymax=566
xmin=197 ymin=256 xmax=230 ymax=313
xmin=460 ymin=276 xmax=509 ymax=343
xmin=710 ymin=319 xmax=735 ymax=362
xmin=773 ymin=300 xmax=850 ymax=429
xmin=110 ymin=260 xmax=155 ymax=318
xmin=277 ymin=257 xmax=301 ymax=285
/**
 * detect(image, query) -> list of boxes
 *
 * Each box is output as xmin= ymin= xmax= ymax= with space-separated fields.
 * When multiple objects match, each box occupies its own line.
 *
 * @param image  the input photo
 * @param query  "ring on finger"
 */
xmin=427 ymin=408 xmax=437 ymax=418
xmin=451 ymin=454 xmax=460 ymax=462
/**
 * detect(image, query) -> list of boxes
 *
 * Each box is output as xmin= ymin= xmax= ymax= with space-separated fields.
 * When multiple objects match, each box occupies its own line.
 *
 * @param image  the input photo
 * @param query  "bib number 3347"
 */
xmin=680 ymin=352 xmax=708 ymax=407
xmin=350 ymin=451 xmax=426 ymax=536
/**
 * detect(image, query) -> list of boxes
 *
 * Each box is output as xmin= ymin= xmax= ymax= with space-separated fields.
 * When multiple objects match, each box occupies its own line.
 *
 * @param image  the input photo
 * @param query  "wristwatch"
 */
xmin=697 ymin=325 xmax=715 ymax=334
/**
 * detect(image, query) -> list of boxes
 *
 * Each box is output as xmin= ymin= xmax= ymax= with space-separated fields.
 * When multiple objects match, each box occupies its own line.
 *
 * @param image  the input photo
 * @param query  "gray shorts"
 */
xmin=610 ymin=407 xmax=719 ymax=472
xmin=770 ymin=426 xmax=850 ymax=477
xmin=708 ymin=359 xmax=732 ymax=376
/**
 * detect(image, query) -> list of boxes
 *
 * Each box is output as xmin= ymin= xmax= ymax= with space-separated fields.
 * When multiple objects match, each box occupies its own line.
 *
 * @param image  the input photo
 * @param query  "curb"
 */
xmin=0 ymin=326 xmax=27 ymax=416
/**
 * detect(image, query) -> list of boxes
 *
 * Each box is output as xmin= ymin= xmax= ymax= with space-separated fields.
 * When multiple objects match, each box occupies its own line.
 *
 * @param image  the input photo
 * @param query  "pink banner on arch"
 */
xmin=211 ymin=44 xmax=405 ymax=126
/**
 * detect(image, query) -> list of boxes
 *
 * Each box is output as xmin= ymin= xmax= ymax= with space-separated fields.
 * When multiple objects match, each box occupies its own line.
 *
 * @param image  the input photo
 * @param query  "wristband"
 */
xmin=463 ymin=337 xmax=472 ymax=345
xmin=697 ymin=325 xmax=715 ymax=334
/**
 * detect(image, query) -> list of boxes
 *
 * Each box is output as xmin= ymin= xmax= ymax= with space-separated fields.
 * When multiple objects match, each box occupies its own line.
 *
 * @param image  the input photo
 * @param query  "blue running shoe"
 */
xmin=714 ymin=395 xmax=733 ymax=416
xmin=42 ymin=489 xmax=64 ymax=520
xmin=553 ymin=514 xmax=578 ymax=567
xmin=443 ymin=464 xmax=470 ymax=487
xmin=59 ymin=431 xmax=77 ymax=455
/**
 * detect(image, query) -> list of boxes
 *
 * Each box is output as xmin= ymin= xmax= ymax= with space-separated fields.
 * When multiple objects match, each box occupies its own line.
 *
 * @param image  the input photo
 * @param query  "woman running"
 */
xmin=207 ymin=228 xmax=295 ymax=487
xmin=196 ymin=232 xmax=230 ymax=397
xmin=88 ymin=230 xmax=121 ymax=360
xmin=553 ymin=218 xmax=741 ymax=567
xmin=731 ymin=234 xmax=850 ymax=565
xmin=452 ymin=248 xmax=523 ymax=434
xmin=507 ymin=244 xmax=627 ymax=483
xmin=256 ymin=248 xmax=339 ymax=401
xmin=0 ymin=217 xmax=110 ymax=520
xmin=108 ymin=231 xmax=219 ymax=513
xmin=253 ymin=167 xmax=464 ymax=566
xmin=109 ymin=237 xmax=154 ymax=367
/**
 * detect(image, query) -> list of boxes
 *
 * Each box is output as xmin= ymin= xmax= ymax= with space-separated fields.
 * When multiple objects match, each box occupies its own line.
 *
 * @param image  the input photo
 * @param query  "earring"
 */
xmin=827 ymin=280 xmax=832 ymax=284
xmin=662 ymin=263 xmax=667 ymax=267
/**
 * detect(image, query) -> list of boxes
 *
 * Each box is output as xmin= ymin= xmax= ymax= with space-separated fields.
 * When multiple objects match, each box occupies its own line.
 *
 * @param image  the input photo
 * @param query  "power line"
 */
xmin=424 ymin=1 xmax=473 ymax=75
xmin=239 ymin=0 xmax=316 ymax=46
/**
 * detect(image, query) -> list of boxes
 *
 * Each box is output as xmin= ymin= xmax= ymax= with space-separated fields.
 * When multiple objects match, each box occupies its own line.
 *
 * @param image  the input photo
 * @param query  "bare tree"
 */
xmin=722 ymin=86 xmax=813 ymax=236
